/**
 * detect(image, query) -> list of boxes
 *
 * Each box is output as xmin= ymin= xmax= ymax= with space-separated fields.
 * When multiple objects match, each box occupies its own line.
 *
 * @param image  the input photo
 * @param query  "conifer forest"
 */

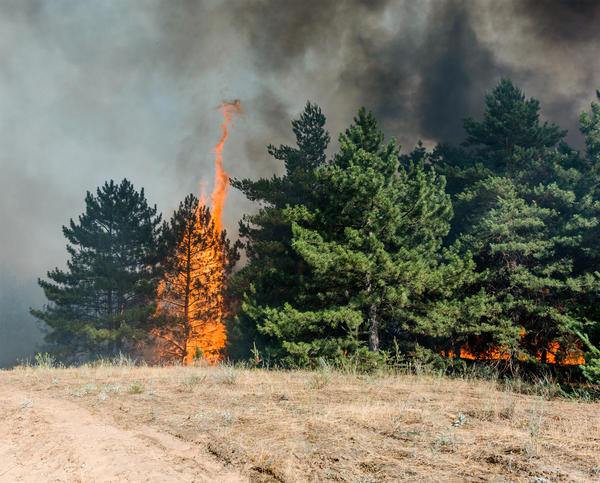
xmin=28 ymin=81 xmax=600 ymax=385
xmin=4 ymin=3 xmax=600 ymax=480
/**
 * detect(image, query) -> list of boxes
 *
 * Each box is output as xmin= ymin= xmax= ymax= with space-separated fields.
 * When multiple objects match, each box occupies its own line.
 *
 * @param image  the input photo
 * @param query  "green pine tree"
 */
xmin=31 ymin=179 xmax=162 ymax=359
xmin=568 ymin=90 xmax=600 ymax=381
xmin=428 ymin=80 xmax=586 ymax=365
xmin=255 ymin=108 xmax=473 ymax=366
xmin=227 ymin=102 xmax=330 ymax=360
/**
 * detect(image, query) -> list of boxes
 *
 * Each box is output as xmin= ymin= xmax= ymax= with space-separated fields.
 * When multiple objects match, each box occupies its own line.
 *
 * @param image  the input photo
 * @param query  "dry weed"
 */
xmin=1 ymin=364 xmax=599 ymax=481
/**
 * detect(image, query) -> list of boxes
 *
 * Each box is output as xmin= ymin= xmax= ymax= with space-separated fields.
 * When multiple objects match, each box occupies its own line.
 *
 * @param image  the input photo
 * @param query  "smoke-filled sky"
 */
xmin=1 ymin=0 xmax=600 ymax=360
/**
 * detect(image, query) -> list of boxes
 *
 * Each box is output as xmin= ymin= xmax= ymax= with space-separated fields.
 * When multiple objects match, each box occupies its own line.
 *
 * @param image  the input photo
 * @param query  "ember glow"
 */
xmin=442 ymin=331 xmax=585 ymax=365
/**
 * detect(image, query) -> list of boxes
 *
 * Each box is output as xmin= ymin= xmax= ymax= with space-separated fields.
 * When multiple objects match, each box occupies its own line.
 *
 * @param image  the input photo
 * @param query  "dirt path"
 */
xmin=0 ymin=388 xmax=246 ymax=483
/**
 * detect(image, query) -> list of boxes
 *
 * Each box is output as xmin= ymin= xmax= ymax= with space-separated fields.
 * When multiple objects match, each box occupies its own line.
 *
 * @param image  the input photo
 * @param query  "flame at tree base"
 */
xmin=182 ymin=315 xmax=227 ymax=365
xmin=441 ymin=331 xmax=585 ymax=365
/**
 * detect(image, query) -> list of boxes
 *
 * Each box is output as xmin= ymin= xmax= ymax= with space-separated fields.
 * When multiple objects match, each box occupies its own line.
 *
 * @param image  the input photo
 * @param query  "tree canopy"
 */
xmin=30 ymin=81 xmax=600 ymax=384
xmin=153 ymin=194 xmax=239 ymax=363
xmin=32 ymin=179 xmax=162 ymax=359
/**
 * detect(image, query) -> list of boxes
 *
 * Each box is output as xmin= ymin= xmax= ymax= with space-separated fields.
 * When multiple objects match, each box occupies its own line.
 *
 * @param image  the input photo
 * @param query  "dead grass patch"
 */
xmin=1 ymin=364 xmax=599 ymax=481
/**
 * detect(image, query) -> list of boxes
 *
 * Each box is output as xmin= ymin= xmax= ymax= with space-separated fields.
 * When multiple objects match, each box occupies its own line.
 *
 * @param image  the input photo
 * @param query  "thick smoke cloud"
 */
xmin=227 ymin=0 xmax=599 ymax=144
xmin=518 ymin=0 xmax=600 ymax=43
xmin=1 ymin=0 xmax=599 ymax=364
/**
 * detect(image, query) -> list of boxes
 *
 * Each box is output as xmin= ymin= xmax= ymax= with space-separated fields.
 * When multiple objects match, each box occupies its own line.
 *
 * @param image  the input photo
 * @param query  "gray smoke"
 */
xmin=1 ymin=0 xmax=599 ymax=364
xmin=0 ymin=264 xmax=45 ymax=368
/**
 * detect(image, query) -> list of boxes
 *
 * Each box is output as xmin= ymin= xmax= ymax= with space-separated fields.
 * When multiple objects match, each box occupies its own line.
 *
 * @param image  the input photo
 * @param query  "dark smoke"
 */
xmin=1 ymin=0 xmax=599 ymax=362
xmin=235 ymin=0 xmax=390 ymax=73
xmin=411 ymin=2 xmax=504 ymax=141
xmin=226 ymin=0 xmax=599 ymax=146
xmin=518 ymin=0 xmax=600 ymax=43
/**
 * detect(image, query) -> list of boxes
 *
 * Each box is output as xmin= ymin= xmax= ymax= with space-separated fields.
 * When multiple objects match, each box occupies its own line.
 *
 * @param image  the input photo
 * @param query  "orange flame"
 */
xmin=180 ymin=208 xmax=227 ymax=365
xmin=442 ymin=331 xmax=585 ymax=365
xmin=153 ymin=100 xmax=241 ymax=365
xmin=153 ymin=204 xmax=228 ymax=364
xmin=211 ymin=100 xmax=242 ymax=233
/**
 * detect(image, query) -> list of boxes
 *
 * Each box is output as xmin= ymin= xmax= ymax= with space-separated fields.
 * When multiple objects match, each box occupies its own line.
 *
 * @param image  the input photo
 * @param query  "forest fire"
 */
xmin=153 ymin=101 xmax=241 ymax=364
xmin=176 ymin=211 xmax=227 ymax=364
xmin=442 ymin=332 xmax=585 ymax=365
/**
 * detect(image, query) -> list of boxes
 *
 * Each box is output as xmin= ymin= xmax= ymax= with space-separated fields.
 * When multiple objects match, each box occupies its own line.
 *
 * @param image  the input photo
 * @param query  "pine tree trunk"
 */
xmin=183 ymin=233 xmax=192 ymax=363
xmin=366 ymin=270 xmax=379 ymax=352
xmin=107 ymin=289 xmax=119 ymax=356
xmin=368 ymin=302 xmax=379 ymax=352
xmin=107 ymin=289 xmax=113 ymax=317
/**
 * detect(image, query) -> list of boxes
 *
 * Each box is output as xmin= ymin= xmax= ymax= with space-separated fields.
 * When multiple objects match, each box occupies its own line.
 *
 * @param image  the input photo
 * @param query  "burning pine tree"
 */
xmin=153 ymin=194 xmax=238 ymax=363
xmin=153 ymin=100 xmax=241 ymax=364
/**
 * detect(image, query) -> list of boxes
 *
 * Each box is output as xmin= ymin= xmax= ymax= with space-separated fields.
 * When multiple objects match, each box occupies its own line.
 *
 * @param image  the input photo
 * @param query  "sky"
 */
xmin=1 ymin=0 xmax=600 ymax=363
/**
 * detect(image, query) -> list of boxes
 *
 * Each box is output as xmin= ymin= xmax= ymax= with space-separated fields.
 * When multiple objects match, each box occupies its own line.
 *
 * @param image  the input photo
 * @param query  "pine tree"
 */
xmin=31 ymin=179 xmax=162 ymax=359
xmin=256 ymin=108 xmax=473 ymax=366
xmin=428 ymin=80 xmax=586 ymax=365
xmin=227 ymin=102 xmax=330 ymax=360
xmin=569 ymin=90 xmax=600 ymax=381
xmin=153 ymin=194 xmax=239 ymax=363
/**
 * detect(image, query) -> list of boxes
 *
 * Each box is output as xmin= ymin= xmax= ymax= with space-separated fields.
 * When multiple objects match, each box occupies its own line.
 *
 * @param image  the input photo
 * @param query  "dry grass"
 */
xmin=2 ymin=362 xmax=599 ymax=482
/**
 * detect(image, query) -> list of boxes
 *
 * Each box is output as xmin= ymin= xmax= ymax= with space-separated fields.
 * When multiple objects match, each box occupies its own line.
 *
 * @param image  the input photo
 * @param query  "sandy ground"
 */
xmin=0 ymin=386 xmax=245 ymax=482
xmin=1 ymin=364 xmax=599 ymax=482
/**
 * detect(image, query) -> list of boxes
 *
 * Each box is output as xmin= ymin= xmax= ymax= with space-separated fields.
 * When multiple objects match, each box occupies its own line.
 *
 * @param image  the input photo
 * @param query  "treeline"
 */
xmin=31 ymin=186 xmax=239 ymax=363
xmin=32 ymin=80 xmax=600 ymax=382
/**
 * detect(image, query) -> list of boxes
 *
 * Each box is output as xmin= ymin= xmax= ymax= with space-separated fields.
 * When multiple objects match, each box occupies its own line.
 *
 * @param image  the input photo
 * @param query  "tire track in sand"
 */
xmin=0 ymin=388 xmax=246 ymax=482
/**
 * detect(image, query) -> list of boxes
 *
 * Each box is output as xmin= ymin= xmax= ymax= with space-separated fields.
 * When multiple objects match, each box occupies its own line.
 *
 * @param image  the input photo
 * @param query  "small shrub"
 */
xmin=34 ymin=352 xmax=56 ymax=369
xmin=431 ymin=433 xmax=455 ymax=454
xmin=215 ymin=365 xmax=238 ymax=386
xmin=71 ymin=384 xmax=96 ymax=397
xmin=338 ymin=347 xmax=387 ymax=374
xmin=498 ymin=398 xmax=516 ymax=420
xmin=248 ymin=342 xmax=262 ymax=368
xmin=192 ymin=346 xmax=204 ymax=363
xmin=412 ymin=345 xmax=469 ymax=376
xmin=113 ymin=352 xmax=138 ymax=367
xmin=529 ymin=401 xmax=545 ymax=439
xmin=127 ymin=383 xmax=145 ymax=394
xmin=436 ymin=435 xmax=452 ymax=446
xmin=17 ymin=398 xmax=32 ymax=409
xmin=222 ymin=411 xmax=235 ymax=426
xmin=181 ymin=373 xmax=207 ymax=391
xmin=530 ymin=373 xmax=561 ymax=399
xmin=307 ymin=357 xmax=333 ymax=389
xmin=452 ymin=413 xmax=469 ymax=427
xmin=307 ymin=371 xmax=330 ymax=390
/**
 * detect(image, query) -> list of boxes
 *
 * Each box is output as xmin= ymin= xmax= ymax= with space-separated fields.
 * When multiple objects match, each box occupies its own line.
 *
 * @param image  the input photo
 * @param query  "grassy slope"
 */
xmin=2 ymin=363 xmax=599 ymax=482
